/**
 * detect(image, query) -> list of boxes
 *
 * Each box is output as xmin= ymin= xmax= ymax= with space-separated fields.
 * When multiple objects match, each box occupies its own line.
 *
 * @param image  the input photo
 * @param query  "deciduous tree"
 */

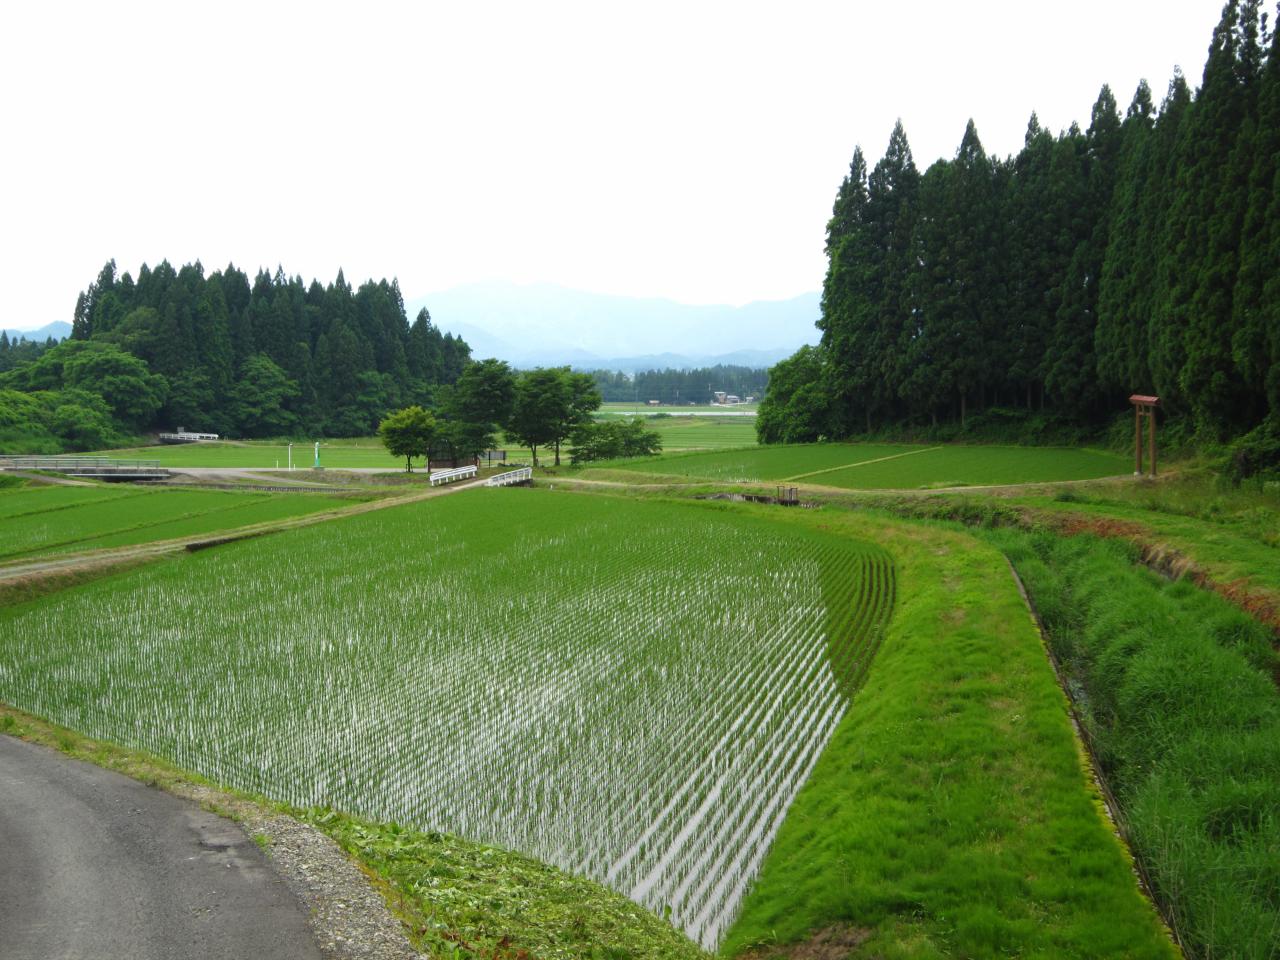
xmin=378 ymin=405 xmax=437 ymax=472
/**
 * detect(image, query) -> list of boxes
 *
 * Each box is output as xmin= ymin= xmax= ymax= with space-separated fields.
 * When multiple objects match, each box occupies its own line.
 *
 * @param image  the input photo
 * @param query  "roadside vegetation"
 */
xmin=314 ymin=810 xmax=707 ymax=960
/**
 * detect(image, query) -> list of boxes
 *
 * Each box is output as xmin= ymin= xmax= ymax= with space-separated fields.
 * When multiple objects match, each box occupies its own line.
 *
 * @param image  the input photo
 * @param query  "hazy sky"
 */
xmin=1 ymin=1 xmax=1224 ymax=330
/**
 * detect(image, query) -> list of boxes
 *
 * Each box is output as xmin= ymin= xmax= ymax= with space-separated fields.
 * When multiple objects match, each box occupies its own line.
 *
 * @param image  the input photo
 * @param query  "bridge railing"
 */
xmin=485 ymin=466 xmax=532 ymax=487
xmin=0 ymin=456 xmax=163 ymax=471
xmin=428 ymin=465 xmax=478 ymax=486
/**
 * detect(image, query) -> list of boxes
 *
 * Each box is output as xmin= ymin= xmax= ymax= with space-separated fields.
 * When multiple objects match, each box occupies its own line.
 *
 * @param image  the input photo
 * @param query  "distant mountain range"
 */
xmin=405 ymin=282 xmax=819 ymax=371
xmin=2 ymin=321 xmax=71 ymax=342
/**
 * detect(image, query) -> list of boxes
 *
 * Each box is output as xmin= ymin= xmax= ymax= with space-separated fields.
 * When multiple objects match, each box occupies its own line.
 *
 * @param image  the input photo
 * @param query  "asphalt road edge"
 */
xmin=0 ymin=703 xmax=423 ymax=960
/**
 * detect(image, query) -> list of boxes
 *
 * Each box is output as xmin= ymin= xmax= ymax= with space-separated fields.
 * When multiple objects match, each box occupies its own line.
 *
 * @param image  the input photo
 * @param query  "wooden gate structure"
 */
xmin=1129 ymin=394 xmax=1160 ymax=477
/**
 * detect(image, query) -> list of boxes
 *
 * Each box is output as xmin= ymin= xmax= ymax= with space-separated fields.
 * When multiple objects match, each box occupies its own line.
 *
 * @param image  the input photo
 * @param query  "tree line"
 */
xmin=71 ymin=259 xmax=472 ymax=436
xmin=0 ymin=260 xmax=473 ymax=452
xmin=588 ymin=366 xmax=768 ymax=405
xmin=379 ymin=362 xmax=660 ymax=469
xmin=761 ymin=0 xmax=1280 ymax=449
xmin=0 ymin=333 xmax=58 ymax=374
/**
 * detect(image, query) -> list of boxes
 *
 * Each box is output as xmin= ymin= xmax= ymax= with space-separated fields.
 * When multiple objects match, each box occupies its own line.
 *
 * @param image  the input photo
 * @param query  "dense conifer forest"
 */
xmin=0 ymin=261 xmax=472 ymax=451
xmin=760 ymin=0 xmax=1280 ymax=460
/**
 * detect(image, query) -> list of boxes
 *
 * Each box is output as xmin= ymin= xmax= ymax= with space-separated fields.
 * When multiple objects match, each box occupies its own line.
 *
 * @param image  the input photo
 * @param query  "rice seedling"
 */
xmin=0 ymin=490 xmax=892 ymax=949
xmin=0 ymin=486 xmax=347 ymax=560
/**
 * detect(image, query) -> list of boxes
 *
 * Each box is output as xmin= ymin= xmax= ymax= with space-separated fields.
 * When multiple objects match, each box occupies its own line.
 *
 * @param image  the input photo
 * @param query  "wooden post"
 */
xmin=1134 ymin=406 xmax=1143 ymax=475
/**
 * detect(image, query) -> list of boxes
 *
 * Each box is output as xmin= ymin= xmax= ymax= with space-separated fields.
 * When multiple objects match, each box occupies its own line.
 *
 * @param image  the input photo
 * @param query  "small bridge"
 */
xmin=0 ymin=456 xmax=171 ymax=481
xmin=428 ymin=465 xmax=477 ymax=486
xmin=485 ymin=467 xmax=532 ymax=487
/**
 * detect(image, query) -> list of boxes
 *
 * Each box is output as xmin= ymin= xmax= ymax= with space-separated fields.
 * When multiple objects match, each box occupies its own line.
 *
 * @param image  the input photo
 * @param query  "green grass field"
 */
xmin=0 ymin=490 xmax=891 ymax=950
xmin=0 ymin=485 xmax=346 ymax=560
xmin=591 ymin=442 xmax=1129 ymax=488
xmin=720 ymin=507 xmax=1176 ymax=958
xmin=1012 ymin=474 xmax=1280 ymax=598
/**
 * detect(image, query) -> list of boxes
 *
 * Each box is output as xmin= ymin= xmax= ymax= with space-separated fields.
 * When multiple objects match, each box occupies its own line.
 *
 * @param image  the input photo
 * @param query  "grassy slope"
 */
xmin=722 ymin=506 xmax=1174 ymax=959
xmin=1013 ymin=478 xmax=1280 ymax=602
xmin=0 ymin=486 xmax=347 ymax=560
xmin=0 ymin=705 xmax=705 ymax=960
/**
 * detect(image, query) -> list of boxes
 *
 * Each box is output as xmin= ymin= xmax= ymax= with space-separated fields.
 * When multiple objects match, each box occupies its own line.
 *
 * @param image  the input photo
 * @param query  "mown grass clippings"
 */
xmin=312 ymin=811 xmax=709 ymax=960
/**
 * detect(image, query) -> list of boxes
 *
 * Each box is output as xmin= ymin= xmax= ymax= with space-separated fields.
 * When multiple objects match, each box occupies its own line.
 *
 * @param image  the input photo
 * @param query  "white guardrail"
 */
xmin=428 ymin=465 xmax=478 ymax=486
xmin=485 ymin=466 xmax=532 ymax=487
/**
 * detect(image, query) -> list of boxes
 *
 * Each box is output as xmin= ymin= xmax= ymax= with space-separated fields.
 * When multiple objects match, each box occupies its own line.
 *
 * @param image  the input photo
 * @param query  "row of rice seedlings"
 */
xmin=0 ymin=491 xmax=893 ymax=949
xmin=0 ymin=485 xmax=141 ymax=520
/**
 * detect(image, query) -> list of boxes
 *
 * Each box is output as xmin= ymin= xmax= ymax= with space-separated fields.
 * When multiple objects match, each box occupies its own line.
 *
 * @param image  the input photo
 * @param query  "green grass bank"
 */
xmin=718 ymin=506 xmax=1175 ymax=959
xmin=989 ymin=529 xmax=1280 ymax=959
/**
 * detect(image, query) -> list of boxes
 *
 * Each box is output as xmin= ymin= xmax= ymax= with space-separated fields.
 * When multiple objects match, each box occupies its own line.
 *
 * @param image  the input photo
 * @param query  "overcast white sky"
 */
xmin=1 ymin=0 xmax=1224 ymax=330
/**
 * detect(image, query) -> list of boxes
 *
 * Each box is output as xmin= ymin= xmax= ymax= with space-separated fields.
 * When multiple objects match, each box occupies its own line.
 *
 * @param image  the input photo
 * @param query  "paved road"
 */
xmin=0 ymin=735 xmax=321 ymax=960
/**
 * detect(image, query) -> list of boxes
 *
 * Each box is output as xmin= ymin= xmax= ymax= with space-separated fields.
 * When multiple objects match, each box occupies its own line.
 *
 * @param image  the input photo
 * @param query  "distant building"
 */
xmin=647 ymin=399 xmax=661 ymax=406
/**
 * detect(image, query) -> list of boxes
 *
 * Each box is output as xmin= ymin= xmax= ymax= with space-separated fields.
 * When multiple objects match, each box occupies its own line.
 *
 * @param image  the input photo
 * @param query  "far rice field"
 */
xmin=0 ymin=485 xmax=346 ymax=560
xmin=90 ymin=439 xmax=405 ymax=469
xmin=88 ymin=413 xmax=759 ymax=468
xmin=590 ymin=443 xmax=1130 ymax=489
xmin=626 ymin=415 xmax=759 ymax=452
